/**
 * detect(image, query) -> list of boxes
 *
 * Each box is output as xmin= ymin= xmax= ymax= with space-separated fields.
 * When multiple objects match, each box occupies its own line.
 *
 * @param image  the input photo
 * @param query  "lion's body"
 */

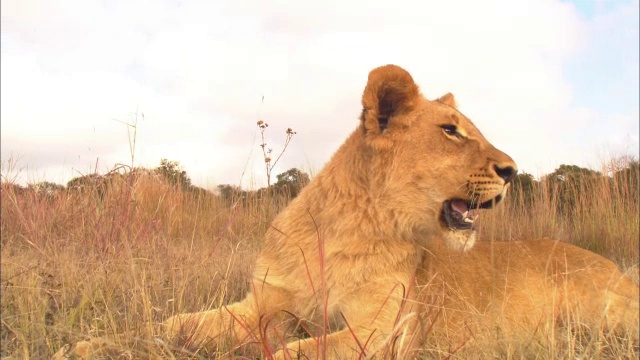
xmin=416 ymin=238 xmax=639 ymax=355
xmin=162 ymin=65 xmax=518 ymax=359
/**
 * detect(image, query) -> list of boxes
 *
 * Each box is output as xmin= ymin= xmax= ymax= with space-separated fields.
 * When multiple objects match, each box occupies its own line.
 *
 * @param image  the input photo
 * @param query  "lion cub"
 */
xmin=163 ymin=65 xmax=517 ymax=359
xmin=53 ymin=65 xmax=518 ymax=359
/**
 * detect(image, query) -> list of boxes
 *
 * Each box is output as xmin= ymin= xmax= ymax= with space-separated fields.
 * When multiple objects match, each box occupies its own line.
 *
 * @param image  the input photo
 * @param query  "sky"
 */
xmin=1 ymin=0 xmax=638 ymax=190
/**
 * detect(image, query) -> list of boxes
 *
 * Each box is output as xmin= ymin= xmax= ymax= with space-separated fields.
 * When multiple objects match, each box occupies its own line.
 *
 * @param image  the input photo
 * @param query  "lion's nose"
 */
xmin=494 ymin=165 xmax=517 ymax=184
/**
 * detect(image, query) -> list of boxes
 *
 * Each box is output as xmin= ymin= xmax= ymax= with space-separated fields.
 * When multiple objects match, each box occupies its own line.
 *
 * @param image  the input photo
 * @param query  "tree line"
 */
xmin=4 ymin=159 xmax=637 ymax=210
xmin=3 ymin=159 xmax=310 ymax=203
xmin=510 ymin=160 xmax=639 ymax=211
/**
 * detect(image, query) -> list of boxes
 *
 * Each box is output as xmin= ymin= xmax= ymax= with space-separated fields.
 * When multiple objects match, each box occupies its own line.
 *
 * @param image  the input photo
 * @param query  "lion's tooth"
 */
xmin=462 ymin=211 xmax=469 ymax=218
xmin=464 ymin=218 xmax=474 ymax=223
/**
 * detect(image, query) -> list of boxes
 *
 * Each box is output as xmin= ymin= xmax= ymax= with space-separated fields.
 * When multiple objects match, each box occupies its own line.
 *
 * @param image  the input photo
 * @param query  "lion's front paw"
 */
xmin=272 ymin=338 xmax=319 ymax=360
xmin=51 ymin=342 xmax=88 ymax=360
xmin=51 ymin=339 xmax=110 ymax=360
xmin=272 ymin=347 xmax=304 ymax=360
xmin=163 ymin=314 xmax=185 ymax=340
xmin=163 ymin=312 xmax=221 ymax=349
xmin=165 ymin=314 xmax=202 ymax=342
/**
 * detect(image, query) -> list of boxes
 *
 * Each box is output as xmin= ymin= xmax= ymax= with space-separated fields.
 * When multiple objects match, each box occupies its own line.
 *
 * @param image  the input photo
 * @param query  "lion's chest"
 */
xmin=315 ymin=239 xmax=422 ymax=304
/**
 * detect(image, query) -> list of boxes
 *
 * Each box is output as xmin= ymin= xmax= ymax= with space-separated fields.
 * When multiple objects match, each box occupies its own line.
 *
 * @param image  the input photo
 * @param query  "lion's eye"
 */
xmin=441 ymin=125 xmax=458 ymax=136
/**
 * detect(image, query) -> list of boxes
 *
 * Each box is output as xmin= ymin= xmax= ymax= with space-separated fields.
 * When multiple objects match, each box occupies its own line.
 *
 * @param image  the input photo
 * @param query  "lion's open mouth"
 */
xmin=441 ymin=195 xmax=504 ymax=230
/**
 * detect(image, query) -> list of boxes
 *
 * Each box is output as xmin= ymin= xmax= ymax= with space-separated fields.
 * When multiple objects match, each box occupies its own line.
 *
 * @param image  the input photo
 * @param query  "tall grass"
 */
xmin=479 ymin=161 xmax=639 ymax=268
xmin=1 ymin=160 xmax=638 ymax=359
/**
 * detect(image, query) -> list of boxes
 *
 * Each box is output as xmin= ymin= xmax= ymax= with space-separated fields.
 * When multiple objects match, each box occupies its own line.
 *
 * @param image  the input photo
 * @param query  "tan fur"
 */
xmin=415 ymin=237 xmax=639 ymax=355
xmin=53 ymin=65 xmax=518 ymax=359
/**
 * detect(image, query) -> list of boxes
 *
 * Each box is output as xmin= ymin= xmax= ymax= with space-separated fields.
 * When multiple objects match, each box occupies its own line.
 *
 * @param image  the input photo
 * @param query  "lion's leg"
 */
xmin=165 ymin=280 xmax=294 ymax=351
xmin=164 ymin=298 xmax=260 ymax=349
xmin=273 ymin=283 xmax=420 ymax=359
xmin=51 ymin=338 xmax=113 ymax=360
xmin=602 ymin=274 xmax=639 ymax=336
xmin=559 ymin=260 xmax=639 ymax=339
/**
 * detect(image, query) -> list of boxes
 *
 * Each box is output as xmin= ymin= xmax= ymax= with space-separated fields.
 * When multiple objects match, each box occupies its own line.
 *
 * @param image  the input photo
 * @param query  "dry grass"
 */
xmin=479 ymin=160 xmax=639 ymax=268
xmin=1 ymin=160 xmax=638 ymax=359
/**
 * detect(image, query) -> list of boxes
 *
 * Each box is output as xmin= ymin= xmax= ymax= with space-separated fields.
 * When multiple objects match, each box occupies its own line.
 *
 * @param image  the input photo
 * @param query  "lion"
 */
xmin=53 ymin=64 xmax=517 ymax=359
xmin=415 ymin=236 xmax=639 ymax=357
xmin=157 ymin=64 xmax=520 ymax=359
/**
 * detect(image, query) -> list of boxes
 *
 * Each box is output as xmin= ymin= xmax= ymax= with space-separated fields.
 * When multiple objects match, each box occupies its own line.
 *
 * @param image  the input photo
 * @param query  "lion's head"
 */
xmin=359 ymin=65 xmax=517 ymax=251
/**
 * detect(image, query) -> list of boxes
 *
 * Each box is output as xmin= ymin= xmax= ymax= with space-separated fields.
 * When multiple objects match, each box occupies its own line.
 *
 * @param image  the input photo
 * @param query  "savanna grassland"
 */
xmin=1 ymin=157 xmax=638 ymax=359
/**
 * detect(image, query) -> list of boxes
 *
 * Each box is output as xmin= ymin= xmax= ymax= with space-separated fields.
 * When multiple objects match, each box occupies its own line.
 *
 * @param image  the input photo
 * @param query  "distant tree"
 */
xmin=29 ymin=181 xmax=65 ymax=195
xmin=612 ymin=160 xmax=639 ymax=205
xmin=613 ymin=160 xmax=639 ymax=183
xmin=1 ymin=182 xmax=25 ymax=196
xmin=275 ymin=168 xmax=310 ymax=186
xmin=274 ymin=168 xmax=310 ymax=198
xmin=67 ymin=174 xmax=107 ymax=198
xmin=217 ymin=184 xmax=243 ymax=201
xmin=155 ymin=159 xmax=192 ymax=191
xmin=189 ymin=185 xmax=210 ymax=198
xmin=510 ymin=171 xmax=536 ymax=203
xmin=544 ymin=164 xmax=601 ymax=183
xmin=68 ymin=174 xmax=100 ymax=190
xmin=542 ymin=164 xmax=604 ymax=213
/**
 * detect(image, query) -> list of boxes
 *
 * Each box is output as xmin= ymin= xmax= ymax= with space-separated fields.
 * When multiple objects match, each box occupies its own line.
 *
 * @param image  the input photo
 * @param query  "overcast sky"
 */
xmin=2 ymin=0 xmax=638 ymax=189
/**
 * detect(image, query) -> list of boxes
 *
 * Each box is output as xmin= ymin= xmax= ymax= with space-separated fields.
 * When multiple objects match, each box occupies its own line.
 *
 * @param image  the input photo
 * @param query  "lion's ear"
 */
xmin=360 ymin=65 xmax=420 ymax=141
xmin=436 ymin=92 xmax=457 ymax=108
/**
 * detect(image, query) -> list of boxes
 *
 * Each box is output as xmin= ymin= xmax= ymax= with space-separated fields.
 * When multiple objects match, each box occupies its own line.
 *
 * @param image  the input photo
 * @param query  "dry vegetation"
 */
xmin=1 ymin=158 xmax=638 ymax=359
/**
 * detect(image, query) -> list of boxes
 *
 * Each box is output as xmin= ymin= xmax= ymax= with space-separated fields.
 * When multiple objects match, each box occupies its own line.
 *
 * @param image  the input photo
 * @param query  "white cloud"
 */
xmin=1 ymin=0 xmax=636 ymax=189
